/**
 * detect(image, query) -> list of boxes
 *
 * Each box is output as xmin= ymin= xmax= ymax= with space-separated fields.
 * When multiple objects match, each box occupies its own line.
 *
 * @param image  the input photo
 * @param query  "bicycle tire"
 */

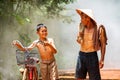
xmin=22 ymin=68 xmax=27 ymax=80
xmin=28 ymin=67 xmax=38 ymax=80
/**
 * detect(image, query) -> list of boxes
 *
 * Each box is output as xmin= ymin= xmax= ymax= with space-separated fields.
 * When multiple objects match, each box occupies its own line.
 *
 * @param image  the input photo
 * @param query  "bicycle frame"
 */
xmin=16 ymin=50 xmax=39 ymax=80
xmin=22 ymin=65 xmax=38 ymax=80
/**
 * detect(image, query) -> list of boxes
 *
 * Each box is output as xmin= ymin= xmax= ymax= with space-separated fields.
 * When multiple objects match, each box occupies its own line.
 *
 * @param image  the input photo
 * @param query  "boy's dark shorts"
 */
xmin=75 ymin=51 xmax=101 ymax=80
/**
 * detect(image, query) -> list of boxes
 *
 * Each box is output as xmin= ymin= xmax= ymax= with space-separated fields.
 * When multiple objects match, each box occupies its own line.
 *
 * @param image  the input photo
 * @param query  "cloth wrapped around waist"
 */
xmin=41 ymin=58 xmax=55 ymax=64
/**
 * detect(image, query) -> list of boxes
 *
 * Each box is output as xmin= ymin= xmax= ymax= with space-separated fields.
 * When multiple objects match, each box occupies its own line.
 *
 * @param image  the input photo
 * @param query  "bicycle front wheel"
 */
xmin=22 ymin=68 xmax=27 ymax=80
xmin=28 ymin=67 xmax=38 ymax=80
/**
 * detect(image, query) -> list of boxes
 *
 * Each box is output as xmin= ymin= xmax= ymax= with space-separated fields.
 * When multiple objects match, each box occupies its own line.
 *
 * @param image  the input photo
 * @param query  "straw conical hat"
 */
xmin=76 ymin=9 xmax=96 ymax=23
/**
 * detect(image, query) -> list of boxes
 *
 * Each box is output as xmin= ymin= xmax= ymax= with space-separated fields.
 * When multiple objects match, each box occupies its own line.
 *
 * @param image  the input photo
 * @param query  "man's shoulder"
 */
xmin=98 ymin=24 xmax=106 ymax=32
xmin=98 ymin=24 xmax=108 ymax=44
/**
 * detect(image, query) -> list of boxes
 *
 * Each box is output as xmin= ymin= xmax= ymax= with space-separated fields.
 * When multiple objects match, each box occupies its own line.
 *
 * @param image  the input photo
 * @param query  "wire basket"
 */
xmin=16 ymin=50 xmax=39 ymax=66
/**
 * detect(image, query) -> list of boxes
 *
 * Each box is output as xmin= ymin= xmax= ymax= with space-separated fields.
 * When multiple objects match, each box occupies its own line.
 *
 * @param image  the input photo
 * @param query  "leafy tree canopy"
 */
xmin=0 ymin=0 xmax=75 ymax=24
xmin=0 ymin=0 xmax=75 ymax=45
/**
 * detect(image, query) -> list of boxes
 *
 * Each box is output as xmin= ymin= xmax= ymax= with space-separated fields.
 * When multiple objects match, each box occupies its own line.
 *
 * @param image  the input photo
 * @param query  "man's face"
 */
xmin=81 ymin=14 xmax=91 ymax=27
xmin=37 ymin=27 xmax=48 ymax=39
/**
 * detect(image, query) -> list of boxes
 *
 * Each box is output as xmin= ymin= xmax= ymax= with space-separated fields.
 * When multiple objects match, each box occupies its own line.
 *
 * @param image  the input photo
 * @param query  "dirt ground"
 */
xmin=58 ymin=69 xmax=120 ymax=80
xmin=39 ymin=69 xmax=120 ymax=80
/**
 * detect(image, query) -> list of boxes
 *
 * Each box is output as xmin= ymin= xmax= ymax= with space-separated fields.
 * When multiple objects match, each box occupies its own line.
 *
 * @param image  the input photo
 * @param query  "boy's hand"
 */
xmin=12 ymin=40 xmax=22 ymax=47
xmin=44 ymin=41 xmax=51 ymax=46
xmin=12 ymin=40 xmax=26 ymax=51
xmin=12 ymin=40 xmax=20 ymax=48
xmin=12 ymin=40 xmax=18 ymax=45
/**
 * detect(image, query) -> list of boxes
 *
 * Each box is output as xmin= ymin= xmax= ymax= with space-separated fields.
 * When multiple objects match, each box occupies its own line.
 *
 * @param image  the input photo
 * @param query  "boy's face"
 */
xmin=37 ymin=27 xmax=48 ymax=39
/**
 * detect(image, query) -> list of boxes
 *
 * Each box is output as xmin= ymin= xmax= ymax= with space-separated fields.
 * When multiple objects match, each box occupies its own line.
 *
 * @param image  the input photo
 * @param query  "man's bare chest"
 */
xmin=83 ymin=29 xmax=94 ymax=41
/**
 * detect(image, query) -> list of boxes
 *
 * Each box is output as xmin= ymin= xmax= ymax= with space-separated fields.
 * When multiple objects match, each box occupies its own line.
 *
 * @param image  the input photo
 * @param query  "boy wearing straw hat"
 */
xmin=75 ymin=9 xmax=107 ymax=80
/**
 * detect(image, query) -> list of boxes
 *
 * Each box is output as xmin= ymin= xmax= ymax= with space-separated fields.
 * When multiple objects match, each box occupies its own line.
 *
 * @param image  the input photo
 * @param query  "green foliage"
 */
xmin=13 ymin=14 xmax=31 ymax=25
xmin=0 ymin=0 xmax=75 ymax=24
xmin=0 ymin=0 xmax=75 ymax=26
xmin=18 ymin=33 xmax=31 ymax=46
xmin=0 ymin=0 xmax=75 ymax=45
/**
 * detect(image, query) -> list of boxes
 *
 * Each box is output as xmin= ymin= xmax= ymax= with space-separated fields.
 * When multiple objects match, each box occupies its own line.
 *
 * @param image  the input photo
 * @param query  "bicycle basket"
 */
xmin=16 ymin=50 xmax=39 ymax=65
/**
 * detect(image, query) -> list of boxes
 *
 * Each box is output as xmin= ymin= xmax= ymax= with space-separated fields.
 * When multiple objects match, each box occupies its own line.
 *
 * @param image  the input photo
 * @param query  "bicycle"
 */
xmin=16 ymin=50 xmax=39 ymax=80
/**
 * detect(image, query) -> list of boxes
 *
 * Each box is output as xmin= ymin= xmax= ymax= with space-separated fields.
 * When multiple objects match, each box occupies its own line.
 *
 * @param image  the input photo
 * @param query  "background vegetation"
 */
xmin=0 ymin=0 xmax=75 ymax=45
xmin=0 ymin=0 xmax=75 ymax=79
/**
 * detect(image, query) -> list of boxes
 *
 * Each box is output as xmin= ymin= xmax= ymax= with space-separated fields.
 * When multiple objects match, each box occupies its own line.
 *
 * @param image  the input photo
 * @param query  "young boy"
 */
xmin=13 ymin=23 xmax=59 ymax=80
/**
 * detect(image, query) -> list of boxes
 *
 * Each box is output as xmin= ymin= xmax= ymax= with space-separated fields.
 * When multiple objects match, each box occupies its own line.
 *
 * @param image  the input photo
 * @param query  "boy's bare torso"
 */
xmin=32 ymin=38 xmax=55 ymax=61
xmin=36 ymin=41 xmax=54 ymax=61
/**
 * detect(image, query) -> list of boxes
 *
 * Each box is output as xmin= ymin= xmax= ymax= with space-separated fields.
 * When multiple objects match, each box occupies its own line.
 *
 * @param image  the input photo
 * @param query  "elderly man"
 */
xmin=75 ymin=9 xmax=107 ymax=80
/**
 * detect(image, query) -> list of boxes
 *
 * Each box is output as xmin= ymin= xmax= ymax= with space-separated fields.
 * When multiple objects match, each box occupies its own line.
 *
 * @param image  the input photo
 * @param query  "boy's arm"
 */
xmin=99 ymin=28 xmax=107 ymax=68
xmin=45 ymin=38 xmax=57 ymax=54
xmin=12 ymin=40 xmax=37 ymax=51
xmin=12 ymin=40 xmax=26 ymax=51
xmin=26 ymin=41 xmax=37 ymax=51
